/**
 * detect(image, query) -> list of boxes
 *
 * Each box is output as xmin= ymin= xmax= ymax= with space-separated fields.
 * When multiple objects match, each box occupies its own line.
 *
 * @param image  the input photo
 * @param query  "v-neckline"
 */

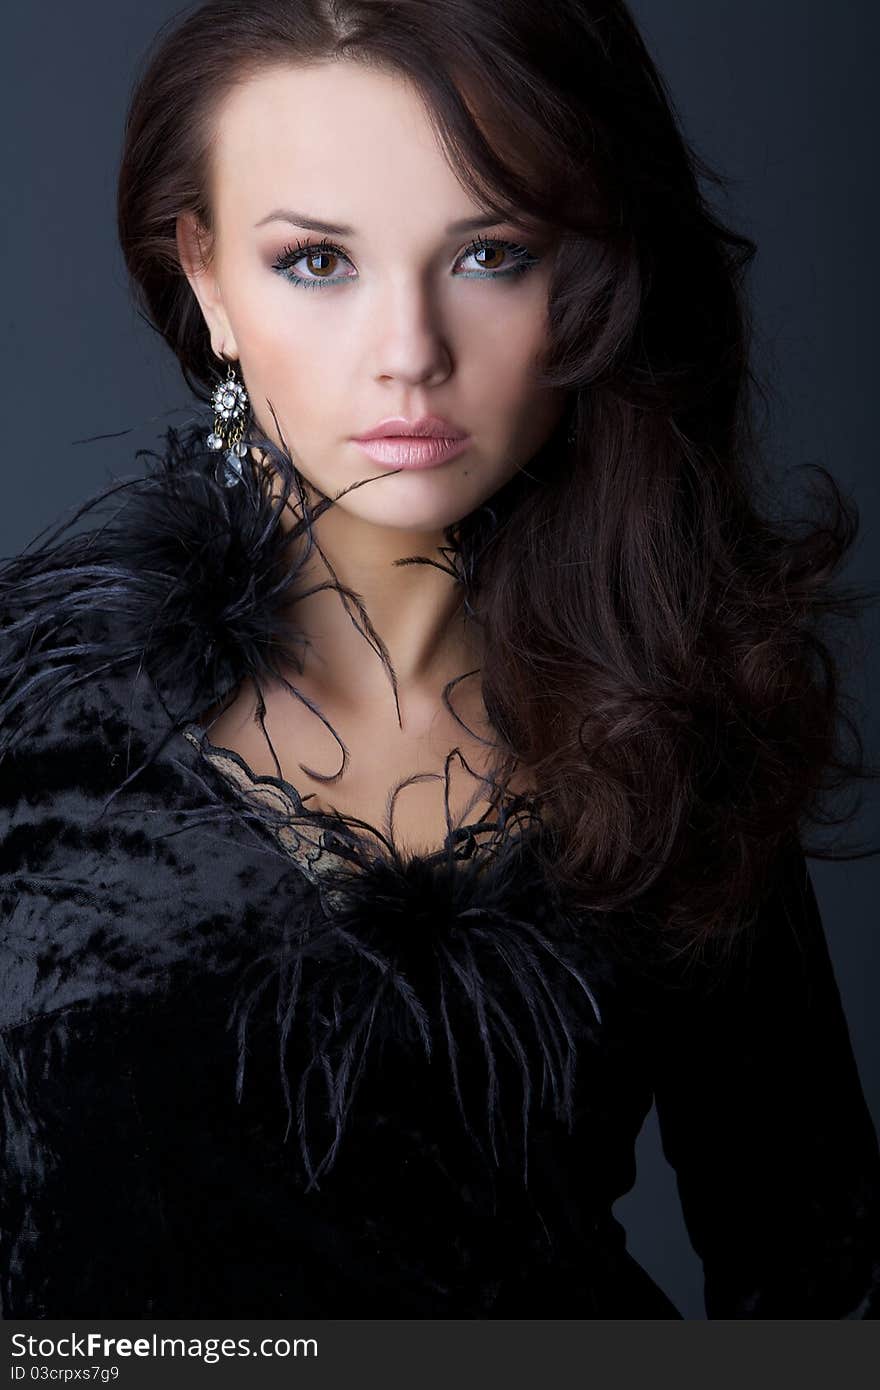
xmin=178 ymin=717 xmax=543 ymax=901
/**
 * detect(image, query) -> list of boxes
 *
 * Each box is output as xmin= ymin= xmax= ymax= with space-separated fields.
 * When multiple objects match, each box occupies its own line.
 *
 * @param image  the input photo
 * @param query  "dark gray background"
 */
xmin=2 ymin=1 xmax=877 ymax=1319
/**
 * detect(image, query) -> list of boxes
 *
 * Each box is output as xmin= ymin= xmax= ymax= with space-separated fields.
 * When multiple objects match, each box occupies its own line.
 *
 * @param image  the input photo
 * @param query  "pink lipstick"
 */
xmin=352 ymin=436 xmax=470 ymax=468
xmin=351 ymin=414 xmax=470 ymax=469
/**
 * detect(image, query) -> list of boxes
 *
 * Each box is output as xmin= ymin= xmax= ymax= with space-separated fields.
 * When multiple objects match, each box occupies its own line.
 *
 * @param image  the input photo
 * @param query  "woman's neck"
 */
xmin=272 ymin=471 xmax=480 ymax=719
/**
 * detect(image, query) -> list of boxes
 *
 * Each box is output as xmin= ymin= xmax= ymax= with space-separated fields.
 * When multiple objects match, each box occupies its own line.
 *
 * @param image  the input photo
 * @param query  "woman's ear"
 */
xmin=175 ymin=211 xmax=238 ymax=359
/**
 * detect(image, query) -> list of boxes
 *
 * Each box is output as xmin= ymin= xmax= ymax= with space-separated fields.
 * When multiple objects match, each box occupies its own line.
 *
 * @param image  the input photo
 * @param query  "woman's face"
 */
xmin=178 ymin=60 xmax=567 ymax=536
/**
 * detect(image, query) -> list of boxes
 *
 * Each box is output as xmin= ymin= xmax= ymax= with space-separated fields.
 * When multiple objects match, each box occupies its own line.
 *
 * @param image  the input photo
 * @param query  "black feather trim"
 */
xmin=0 ymin=418 xmax=608 ymax=1196
xmin=219 ymin=821 xmax=606 ymax=1192
xmin=1 ymin=420 xmax=318 ymax=742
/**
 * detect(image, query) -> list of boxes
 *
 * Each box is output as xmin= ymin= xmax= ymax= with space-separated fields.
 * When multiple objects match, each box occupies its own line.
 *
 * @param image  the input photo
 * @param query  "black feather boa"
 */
xmin=0 ymin=421 xmax=612 ymax=1195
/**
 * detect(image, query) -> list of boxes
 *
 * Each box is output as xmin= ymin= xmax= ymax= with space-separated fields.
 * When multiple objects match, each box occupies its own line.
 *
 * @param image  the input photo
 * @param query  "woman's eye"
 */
xmin=456 ymin=237 xmax=541 ymax=279
xmin=271 ymin=241 xmax=356 ymax=289
xmin=270 ymin=236 xmax=541 ymax=289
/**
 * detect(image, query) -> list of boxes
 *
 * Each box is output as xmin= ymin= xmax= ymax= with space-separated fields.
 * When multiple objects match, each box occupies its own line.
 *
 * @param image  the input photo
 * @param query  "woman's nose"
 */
xmin=367 ymin=287 xmax=454 ymax=387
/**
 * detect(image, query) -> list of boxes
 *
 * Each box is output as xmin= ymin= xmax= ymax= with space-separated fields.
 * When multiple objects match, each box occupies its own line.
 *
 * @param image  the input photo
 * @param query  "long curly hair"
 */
xmin=115 ymin=0 xmax=879 ymax=951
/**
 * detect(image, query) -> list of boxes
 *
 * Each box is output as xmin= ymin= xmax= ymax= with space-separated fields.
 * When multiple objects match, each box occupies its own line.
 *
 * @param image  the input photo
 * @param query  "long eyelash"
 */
xmin=270 ymin=234 xmax=540 ymax=287
xmin=273 ymin=236 xmax=340 ymax=268
xmin=462 ymin=234 xmax=540 ymax=277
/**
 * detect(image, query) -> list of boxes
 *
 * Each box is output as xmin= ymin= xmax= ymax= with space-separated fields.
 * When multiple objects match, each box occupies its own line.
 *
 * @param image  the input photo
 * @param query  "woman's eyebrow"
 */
xmin=253 ymin=208 xmax=508 ymax=235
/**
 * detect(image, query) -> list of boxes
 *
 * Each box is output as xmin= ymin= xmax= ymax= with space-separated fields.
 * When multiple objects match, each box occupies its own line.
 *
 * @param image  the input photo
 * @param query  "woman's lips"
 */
xmin=351 ymin=435 xmax=471 ymax=468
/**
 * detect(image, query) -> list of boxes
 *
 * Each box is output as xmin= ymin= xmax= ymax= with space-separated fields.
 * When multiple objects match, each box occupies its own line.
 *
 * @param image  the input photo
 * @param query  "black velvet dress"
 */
xmin=1 ymin=424 xmax=878 ymax=1318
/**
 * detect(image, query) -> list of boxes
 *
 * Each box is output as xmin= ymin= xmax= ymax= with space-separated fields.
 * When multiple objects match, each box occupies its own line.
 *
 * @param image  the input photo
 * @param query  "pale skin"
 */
xmin=176 ymin=58 xmax=569 ymax=856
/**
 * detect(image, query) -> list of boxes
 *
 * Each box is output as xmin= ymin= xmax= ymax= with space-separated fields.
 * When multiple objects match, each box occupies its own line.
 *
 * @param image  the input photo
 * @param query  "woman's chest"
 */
xmin=196 ymin=675 xmax=532 ymax=858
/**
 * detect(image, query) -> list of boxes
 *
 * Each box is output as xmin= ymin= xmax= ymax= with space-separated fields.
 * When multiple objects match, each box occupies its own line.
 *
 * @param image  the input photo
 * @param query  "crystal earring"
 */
xmin=207 ymin=360 xmax=250 ymax=487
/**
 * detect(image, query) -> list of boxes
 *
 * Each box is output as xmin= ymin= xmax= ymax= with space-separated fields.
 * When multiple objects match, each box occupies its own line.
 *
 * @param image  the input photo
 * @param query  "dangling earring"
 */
xmin=207 ymin=360 xmax=251 ymax=487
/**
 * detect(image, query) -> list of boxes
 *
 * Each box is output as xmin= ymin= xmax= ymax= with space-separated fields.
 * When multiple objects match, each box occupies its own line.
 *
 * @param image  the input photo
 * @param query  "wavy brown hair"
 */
xmin=116 ymin=0 xmax=879 ymax=953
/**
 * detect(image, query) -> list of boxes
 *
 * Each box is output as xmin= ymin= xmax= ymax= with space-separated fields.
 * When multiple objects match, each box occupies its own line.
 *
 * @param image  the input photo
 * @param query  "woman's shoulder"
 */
xmin=0 ymin=420 xmax=313 ymax=740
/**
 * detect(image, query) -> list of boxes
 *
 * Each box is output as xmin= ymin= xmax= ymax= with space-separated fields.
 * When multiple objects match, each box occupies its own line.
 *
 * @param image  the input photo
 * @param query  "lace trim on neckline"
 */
xmin=180 ymin=720 xmax=542 ymax=906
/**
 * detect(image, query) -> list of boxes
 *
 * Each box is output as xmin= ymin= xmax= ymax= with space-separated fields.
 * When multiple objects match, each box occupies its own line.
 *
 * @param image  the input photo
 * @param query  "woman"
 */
xmin=1 ymin=0 xmax=878 ymax=1318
